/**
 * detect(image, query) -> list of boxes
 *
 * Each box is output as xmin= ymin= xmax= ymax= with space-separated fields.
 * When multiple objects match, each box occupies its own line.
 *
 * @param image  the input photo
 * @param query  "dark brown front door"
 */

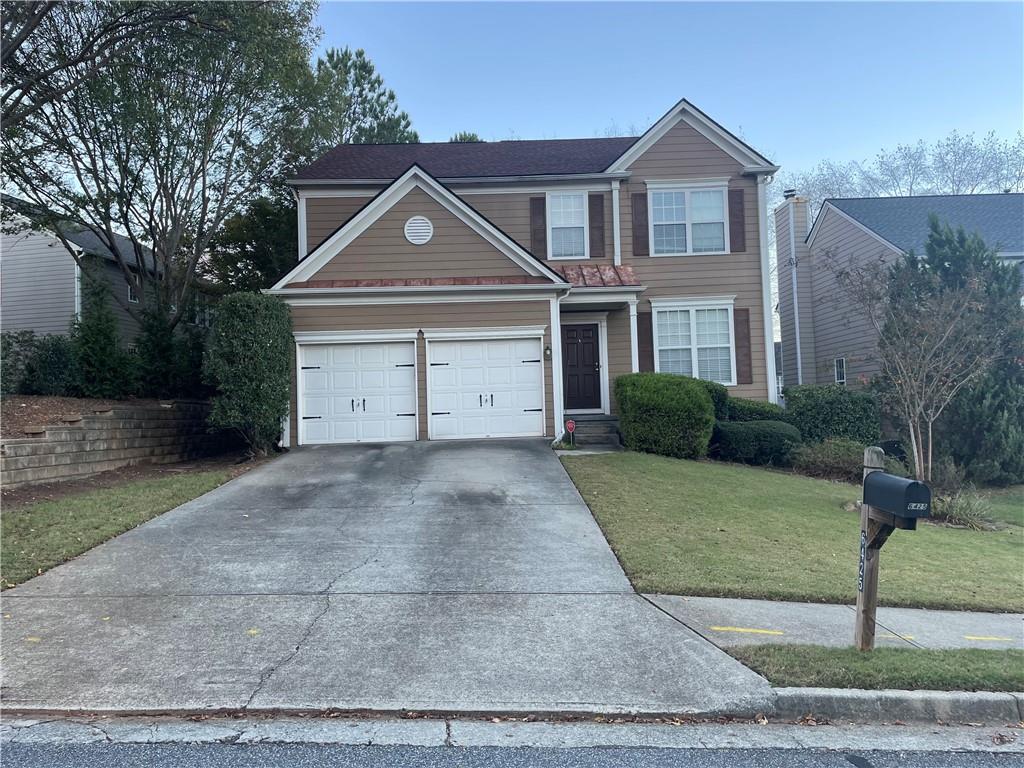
xmin=562 ymin=324 xmax=601 ymax=410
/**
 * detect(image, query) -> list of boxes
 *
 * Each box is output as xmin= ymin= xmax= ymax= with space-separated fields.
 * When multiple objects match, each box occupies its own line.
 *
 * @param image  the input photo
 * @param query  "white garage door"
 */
xmin=428 ymin=337 xmax=545 ymax=439
xmin=299 ymin=342 xmax=417 ymax=444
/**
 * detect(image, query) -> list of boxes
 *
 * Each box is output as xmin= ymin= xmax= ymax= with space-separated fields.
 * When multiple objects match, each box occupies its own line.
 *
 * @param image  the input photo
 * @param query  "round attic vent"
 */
xmin=404 ymin=215 xmax=433 ymax=245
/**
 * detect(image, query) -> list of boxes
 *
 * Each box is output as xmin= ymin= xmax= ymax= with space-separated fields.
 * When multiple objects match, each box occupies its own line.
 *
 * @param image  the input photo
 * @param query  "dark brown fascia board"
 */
xmin=286 ymin=171 xmax=632 ymax=187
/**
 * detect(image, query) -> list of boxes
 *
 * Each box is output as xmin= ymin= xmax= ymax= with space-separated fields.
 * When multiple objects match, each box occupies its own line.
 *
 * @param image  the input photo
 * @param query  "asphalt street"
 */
xmin=4 ymin=744 xmax=1024 ymax=768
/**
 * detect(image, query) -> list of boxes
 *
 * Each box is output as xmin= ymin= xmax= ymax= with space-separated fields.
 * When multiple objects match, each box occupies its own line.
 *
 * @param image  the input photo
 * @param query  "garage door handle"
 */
xmin=490 ymin=394 xmax=494 ymax=406
xmin=351 ymin=398 xmax=355 ymax=412
xmin=431 ymin=411 xmax=450 ymax=415
xmin=521 ymin=359 xmax=540 ymax=363
xmin=429 ymin=362 xmax=449 ymax=366
xmin=395 ymin=363 xmax=414 ymax=368
xmin=302 ymin=416 xmax=322 ymax=420
xmin=301 ymin=366 xmax=320 ymax=370
xmin=396 ymin=412 xmax=415 ymax=417
xmin=362 ymin=398 xmax=366 ymax=411
xmin=479 ymin=394 xmax=483 ymax=407
xmin=523 ymin=408 xmax=542 ymax=412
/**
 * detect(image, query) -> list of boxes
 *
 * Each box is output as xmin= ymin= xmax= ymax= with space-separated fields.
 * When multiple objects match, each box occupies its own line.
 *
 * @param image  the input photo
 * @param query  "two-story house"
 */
xmin=776 ymin=191 xmax=1024 ymax=388
xmin=268 ymin=99 xmax=779 ymax=445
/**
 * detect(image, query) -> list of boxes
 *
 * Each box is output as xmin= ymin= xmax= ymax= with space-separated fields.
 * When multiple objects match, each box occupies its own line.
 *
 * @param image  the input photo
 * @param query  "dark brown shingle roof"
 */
xmin=292 ymin=137 xmax=639 ymax=181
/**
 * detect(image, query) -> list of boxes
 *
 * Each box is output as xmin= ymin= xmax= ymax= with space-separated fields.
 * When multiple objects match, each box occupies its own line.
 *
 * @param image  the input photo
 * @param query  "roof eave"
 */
xmin=286 ymin=171 xmax=632 ymax=187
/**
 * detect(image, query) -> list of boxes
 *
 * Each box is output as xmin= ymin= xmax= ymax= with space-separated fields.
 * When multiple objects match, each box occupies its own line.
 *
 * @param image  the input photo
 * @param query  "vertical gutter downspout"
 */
xmin=788 ymin=200 xmax=803 ymax=386
xmin=757 ymin=176 xmax=779 ymax=403
xmin=611 ymin=180 xmax=622 ymax=266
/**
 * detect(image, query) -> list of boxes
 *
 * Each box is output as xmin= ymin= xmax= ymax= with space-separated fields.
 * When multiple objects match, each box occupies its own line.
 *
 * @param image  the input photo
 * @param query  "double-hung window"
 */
xmin=649 ymin=181 xmax=729 ymax=256
xmin=127 ymin=279 xmax=139 ymax=304
xmin=834 ymin=358 xmax=847 ymax=385
xmin=546 ymin=192 xmax=588 ymax=259
xmin=652 ymin=298 xmax=737 ymax=385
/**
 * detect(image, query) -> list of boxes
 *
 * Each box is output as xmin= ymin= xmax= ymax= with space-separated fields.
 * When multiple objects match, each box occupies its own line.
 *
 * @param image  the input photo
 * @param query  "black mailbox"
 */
xmin=863 ymin=472 xmax=931 ymax=520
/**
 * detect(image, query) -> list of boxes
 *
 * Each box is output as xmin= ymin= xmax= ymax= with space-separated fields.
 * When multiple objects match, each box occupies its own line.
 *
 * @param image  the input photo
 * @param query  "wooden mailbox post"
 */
xmin=855 ymin=447 xmax=931 ymax=651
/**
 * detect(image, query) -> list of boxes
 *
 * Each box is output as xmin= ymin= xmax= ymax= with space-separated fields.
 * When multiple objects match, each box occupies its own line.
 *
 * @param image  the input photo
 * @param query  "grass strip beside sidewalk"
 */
xmin=730 ymin=645 xmax=1024 ymax=692
xmin=2 ymin=470 xmax=232 ymax=588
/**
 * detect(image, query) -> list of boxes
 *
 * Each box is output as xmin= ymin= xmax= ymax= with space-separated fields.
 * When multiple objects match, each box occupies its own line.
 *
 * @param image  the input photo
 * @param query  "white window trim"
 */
xmin=127 ymin=279 xmax=139 ymax=303
xmin=545 ymin=191 xmax=590 ymax=261
xmin=834 ymin=357 xmax=847 ymax=386
xmin=651 ymin=296 xmax=738 ymax=387
xmin=646 ymin=179 xmax=730 ymax=258
xmin=560 ymin=311 xmax=611 ymax=416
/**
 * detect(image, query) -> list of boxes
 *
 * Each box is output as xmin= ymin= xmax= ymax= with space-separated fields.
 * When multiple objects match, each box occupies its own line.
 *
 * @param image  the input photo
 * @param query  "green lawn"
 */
xmin=985 ymin=485 xmax=1024 ymax=527
xmin=730 ymin=645 xmax=1024 ymax=691
xmin=561 ymin=453 xmax=1024 ymax=612
xmin=1 ymin=470 xmax=232 ymax=588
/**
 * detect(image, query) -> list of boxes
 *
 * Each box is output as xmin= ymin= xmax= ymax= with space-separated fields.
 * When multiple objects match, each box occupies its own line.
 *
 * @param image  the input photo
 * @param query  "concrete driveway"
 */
xmin=1 ymin=440 xmax=771 ymax=716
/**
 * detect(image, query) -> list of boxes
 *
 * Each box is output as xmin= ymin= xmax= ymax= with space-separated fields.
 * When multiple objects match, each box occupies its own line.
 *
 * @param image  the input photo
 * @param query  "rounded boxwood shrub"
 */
xmin=711 ymin=419 xmax=802 ymax=466
xmin=725 ymin=396 xmax=786 ymax=423
xmin=203 ymin=292 xmax=292 ymax=455
xmin=614 ymin=373 xmax=715 ymax=459
xmin=693 ymin=378 xmax=729 ymax=420
xmin=792 ymin=438 xmax=906 ymax=483
xmin=782 ymin=384 xmax=879 ymax=444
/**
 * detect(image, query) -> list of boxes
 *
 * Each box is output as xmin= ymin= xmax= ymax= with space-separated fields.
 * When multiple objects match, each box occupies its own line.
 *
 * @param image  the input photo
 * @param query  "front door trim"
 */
xmin=561 ymin=312 xmax=610 ymax=415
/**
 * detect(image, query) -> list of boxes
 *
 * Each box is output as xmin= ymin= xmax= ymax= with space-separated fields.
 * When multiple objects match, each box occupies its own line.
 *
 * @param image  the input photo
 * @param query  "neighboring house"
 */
xmin=1 ymin=195 xmax=150 ymax=342
xmin=776 ymin=191 xmax=1024 ymax=388
xmin=268 ymin=98 xmax=779 ymax=446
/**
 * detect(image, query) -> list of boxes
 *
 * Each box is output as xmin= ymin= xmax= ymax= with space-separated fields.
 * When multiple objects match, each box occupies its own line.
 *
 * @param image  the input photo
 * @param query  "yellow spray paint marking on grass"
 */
xmin=247 ymin=628 xmax=262 ymax=637
xmin=23 ymin=637 xmax=41 ymax=643
xmin=964 ymin=635 xmax=1015 ymax=642
xmin=709 ymin=626 xmax=785 ymax=636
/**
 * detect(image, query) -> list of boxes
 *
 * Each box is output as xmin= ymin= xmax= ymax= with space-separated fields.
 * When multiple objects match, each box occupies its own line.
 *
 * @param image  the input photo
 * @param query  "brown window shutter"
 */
xmin=734 ymin=307 xmax=753 ymax=385
xmin=588 ymin=193 xmax=605 ymax=258
xmin=728 ymin=188 xmax=746 ymax=252
xmin=631 ymin=192 xmax=649 ymax=257
xmin=637 ymin=312 xmax=655 ymax=371
xmin=530 ymin=196 xmax=547 ymax=258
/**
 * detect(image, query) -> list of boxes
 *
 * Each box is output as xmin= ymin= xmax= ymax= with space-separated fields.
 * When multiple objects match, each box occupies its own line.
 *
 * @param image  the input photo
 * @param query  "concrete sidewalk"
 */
xmin=648 ymin=595 xmax=1023 ymax=649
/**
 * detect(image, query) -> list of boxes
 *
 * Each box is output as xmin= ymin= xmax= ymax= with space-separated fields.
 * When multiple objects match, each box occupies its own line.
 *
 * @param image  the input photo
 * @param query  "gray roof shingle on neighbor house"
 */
xmin=292 ymin=137 xmax=640 ymax=181
xmin=825 ymin=193 xmax=1024 ymax=256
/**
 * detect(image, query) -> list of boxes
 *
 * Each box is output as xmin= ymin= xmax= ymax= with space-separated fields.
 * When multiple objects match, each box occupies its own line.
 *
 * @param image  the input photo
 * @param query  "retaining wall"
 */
xmin=1 ymin=400 xmax=236 ymax=488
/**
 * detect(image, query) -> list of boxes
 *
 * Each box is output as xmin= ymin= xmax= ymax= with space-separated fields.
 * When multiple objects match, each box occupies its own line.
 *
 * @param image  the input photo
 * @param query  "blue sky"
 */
xmin=316 ymin=2 xmax=1023 ymax=174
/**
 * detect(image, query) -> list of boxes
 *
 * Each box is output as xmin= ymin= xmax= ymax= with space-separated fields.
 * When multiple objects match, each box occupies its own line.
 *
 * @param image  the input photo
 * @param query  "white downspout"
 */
xmin=296 ymin=190 xmax=307 ymax=261
xmin=787 ymin=198 xmax=803 ymax=386
xmin=611 ymin=180 xmax=622 ymax=266
xmin=757 ymin=176 xmax=780 ymax=403
xmin=550 ymin=294 xmax=566 ymax=441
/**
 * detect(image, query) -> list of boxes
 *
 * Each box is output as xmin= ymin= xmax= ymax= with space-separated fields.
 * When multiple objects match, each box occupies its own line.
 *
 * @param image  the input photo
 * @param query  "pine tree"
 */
xmin=71 ymin=265 xmax=133 ymax=398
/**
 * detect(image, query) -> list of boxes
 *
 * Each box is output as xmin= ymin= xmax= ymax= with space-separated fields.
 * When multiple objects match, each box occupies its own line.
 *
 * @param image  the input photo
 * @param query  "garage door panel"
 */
xmin=428 ymin=337 xmax=545 ymax=440
xmin=300 ymin=341 xmax=417 ymax=445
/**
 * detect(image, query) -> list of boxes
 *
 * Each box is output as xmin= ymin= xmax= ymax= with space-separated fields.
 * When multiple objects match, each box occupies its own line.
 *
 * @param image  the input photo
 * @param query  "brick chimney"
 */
xmin=774 ymin=191 xmax=815 ymax=388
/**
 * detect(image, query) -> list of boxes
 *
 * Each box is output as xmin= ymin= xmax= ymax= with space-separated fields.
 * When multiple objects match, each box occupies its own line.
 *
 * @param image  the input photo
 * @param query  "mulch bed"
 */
xmin=1 ymin=395 xmax=165 ymax=440
xmin=1 ymin=451 xmax=260 ymax=509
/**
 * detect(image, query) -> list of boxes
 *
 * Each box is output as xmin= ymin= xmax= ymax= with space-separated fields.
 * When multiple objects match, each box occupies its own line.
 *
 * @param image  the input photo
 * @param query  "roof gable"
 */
xmin=605 ymin=99 xmax=777 ymax=175
xmin=271 ymin=166 xmax=568 ymax=289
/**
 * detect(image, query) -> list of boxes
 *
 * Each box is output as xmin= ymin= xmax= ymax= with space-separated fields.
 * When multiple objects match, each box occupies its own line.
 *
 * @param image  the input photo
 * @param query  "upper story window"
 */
xmin=127 ymin=279 xmax=139 ymax=303
xmin=648 ymin=181 xmax=729 ymax=256
xmin=546 ymin=192 xmax=588 ymax=259
xmin=652 ymin=297 xmax=737 ymax=386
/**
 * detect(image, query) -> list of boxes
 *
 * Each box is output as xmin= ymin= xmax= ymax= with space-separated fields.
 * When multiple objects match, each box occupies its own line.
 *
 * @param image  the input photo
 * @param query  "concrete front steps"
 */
xmin=565 ymin=414 xmax=621 ymax=448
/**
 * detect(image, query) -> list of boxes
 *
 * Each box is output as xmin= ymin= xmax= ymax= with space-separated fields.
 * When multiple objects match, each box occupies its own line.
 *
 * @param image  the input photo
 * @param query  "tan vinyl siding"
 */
xmin=775 ymin=199 xmax=816 ymax=387
xmin=309 ymin=188 xmax=533 ymax=282
xmin=289 ymin=300 xmax=554 ymax=441
xmin=807 ymin=208 xmax=902 ymax=386
xmin=605 ymin=307 xmax=632 ymax=413
xmin=620 ymin=120 xmax=770 ymax=400
xmin=305 ymin=196 xmax=373 ymax=254
xmin=466 ymin=190 xmax=613 ymax=263
xmin=1 ymin=229 xmax=78 ymax=335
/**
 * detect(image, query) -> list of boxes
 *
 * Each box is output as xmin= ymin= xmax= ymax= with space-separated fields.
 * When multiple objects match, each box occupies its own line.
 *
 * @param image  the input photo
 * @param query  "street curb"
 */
xmin=772 ymin=687 xmax=1024 ymax=724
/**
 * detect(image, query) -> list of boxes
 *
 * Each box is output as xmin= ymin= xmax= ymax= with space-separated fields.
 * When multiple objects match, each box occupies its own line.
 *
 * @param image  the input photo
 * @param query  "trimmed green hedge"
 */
xmin=614 ymin=373 xmax=715 ymax=459
xmin=783 ymin=384 xmax=879 ymax=443
xmin=726 ymin=396 xmax=786 ymax=423
xmin=694 ymin=378 xmax=729 ymax=420
xmin=792 ymin=438 xmax=906 ymax=483
xmin=711 ymin=419 xmax=802 ymax=466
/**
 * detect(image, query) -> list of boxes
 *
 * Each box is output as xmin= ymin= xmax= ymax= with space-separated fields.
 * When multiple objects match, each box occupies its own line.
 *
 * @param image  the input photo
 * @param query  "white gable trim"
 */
xmin=270 ymin=165 xmax=568 ymax=289
xmin=605 ymin=99 xmax=778 ymax=175
xmin=806 ymin=202 xmax=905 ymax=256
